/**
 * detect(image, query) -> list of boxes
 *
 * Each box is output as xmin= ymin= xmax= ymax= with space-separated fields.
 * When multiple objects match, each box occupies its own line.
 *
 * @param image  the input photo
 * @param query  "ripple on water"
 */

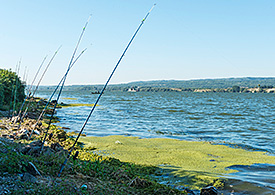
xmin=37 ymin=91 xmax=275 ymax=193
xmin=219 ymin=112 xmax=245 ymax=117
xmin=223 ymin=164 xmax=275 ymax=194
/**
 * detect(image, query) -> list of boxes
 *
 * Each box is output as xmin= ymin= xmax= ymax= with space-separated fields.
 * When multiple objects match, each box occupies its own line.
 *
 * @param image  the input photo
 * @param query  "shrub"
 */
xmin=0 ymin=68 xmax=25 ymax=109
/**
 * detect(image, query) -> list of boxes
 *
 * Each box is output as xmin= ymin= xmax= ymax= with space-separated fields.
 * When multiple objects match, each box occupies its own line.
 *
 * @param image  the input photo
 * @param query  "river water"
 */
xmin=37 ymin=91 xmax=275 ymax=194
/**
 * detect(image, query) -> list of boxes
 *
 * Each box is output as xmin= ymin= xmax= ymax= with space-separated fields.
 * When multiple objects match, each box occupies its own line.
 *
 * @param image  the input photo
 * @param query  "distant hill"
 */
xmin=37 ymin=77 xmax=275 ymax=92
xmin=126 ymin=77 xmax=275 ymax=89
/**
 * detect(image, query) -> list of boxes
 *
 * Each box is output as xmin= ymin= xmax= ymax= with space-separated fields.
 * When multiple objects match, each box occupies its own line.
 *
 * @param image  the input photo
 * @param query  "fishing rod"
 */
xmin=29 ymin=48 xmax=87 ymax=138
xmin=40 ymin=15 xmax=91 ymax=153
xmin=12 ymin=58 xmax=21 ymax=118
xmin=17 ymin=46 xmax=61 ymax=128
xmin=15 ymin=55 xmax=48 ymax=123
xmin=22 ymin=66 xmax=27 ymax=84
xmin=8 ymin=62 xmax=19 ymax=118
xmin=57 ymin=4 xmax=156 ymax=178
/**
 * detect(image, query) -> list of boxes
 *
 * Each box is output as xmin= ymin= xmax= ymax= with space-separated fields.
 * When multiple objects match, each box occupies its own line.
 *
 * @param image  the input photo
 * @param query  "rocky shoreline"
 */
xmin=0 ymin=110 xmax=191 ymax=194
xmin=0 ymin=99 xmax=225 ymax=195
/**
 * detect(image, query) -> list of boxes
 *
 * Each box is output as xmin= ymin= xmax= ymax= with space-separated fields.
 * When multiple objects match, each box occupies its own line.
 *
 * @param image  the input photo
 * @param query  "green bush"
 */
xmin=0 ymin=68 xmax=25 ymax=109
xmin=0 ymin=84 xmax=4 ymax=107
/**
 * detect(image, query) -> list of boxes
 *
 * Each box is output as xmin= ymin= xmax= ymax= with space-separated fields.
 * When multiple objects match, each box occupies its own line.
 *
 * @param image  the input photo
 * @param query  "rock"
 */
xmin=29 ymin=140 xmax=43 ymax=147
xmin=0 ymin=134 xmax=9 ymax=138
xmin=18 ymin=133 xmax=29 ymax=140
xmin=22 ymin=172 xmax=37 ymax=183
xmin=57 ymin=131 xmax=66 ymax=141
xmin=51 ymin=100 xmax=57 ymax=104
xmin=27 ymin=146 xmax=41 ymax=155
xmin=11 ymin=116 xmax=20 ymax=123
xmin=73 ymin=151 xmax=79 ymax=161
xmin=32 ymin=130 xmax=40 ymax=135
xmin=50 ymin=142 xmax=63 ymax=152
xmin=18 ymin=129 xmax=29 ymax=139
xmin=19 ymin=141 xmax=43 ymax=155
xmin=20 ymin=145 xmax=31 ymax=155
xmin=81 ymin=184 xmax=87 ymax=190
xmin=200 ymin=186 xmax=218 ymax=195
xmin=0 ymin=125 xmax=7 ymax=130
xmin=41 ymin=146 xmax=55 ymax=156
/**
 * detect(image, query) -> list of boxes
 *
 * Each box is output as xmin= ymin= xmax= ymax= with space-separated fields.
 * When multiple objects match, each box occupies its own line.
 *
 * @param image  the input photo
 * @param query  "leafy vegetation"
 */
xmin=0 ymin=68 xmax=25 ymax=110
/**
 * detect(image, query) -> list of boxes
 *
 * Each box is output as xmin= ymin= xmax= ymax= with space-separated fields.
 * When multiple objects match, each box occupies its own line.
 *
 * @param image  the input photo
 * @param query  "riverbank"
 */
xmin=0 ymin=116 xmax=189 ymax=194
xmin=0 ymin=97 xmax=190 ymax=194
xmin=2 ymin=94 xmax=275 ymax=194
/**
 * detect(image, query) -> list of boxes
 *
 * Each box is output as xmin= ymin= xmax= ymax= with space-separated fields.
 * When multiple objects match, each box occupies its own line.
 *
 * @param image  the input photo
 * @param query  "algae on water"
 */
xmin=80 ymin=135 xmax=275 ymax=189
xmin=61 ymin=103 xmax=97 ymax=107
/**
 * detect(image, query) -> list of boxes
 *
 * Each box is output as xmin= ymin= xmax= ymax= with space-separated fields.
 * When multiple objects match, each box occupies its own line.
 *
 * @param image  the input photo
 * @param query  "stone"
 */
xmin=50 ymin=142 xmax=63 ymax=152
xmin=33 ymin=130 xmax=40 ymax=135
xmin=18 ymin=133 xmax=29 ymax=140
xmin=200 ymin=186 xmax=218 ymax=195
xmin=29 ymin=140 xmax=43 ymax=147
xmin=0 ymin=125 xmax=7 ymax=130
xmin=27 ymin=146 xmax=41 ymax=155
xmin=22 ymin=172 xmax=37 ymax=183
xmin=57 ymin=132 xmax=66 ymax=141
xmin=41 ymin=147 xmax=55 ymax=156
xmin=19 ymin=145 xmax=31 ymax=154
xmin=81 ymin=184 xmax=87 ymax=190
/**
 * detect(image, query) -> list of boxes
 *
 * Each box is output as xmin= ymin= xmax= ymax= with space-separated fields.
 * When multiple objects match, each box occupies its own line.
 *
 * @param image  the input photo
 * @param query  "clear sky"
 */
xmin=0 ymin=0 xmax=275 ymax=85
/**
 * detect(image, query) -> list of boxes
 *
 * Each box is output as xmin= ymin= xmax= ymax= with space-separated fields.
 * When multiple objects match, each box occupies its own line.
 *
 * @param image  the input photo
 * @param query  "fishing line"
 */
xmin=56 ymin=4 xmax=156 ymax=178
xmin=29 ymin=48 xmax=87 ymax=139
xmin=8 ymin=62 xmax=19 ymax=118
xmin=17 ymin=46 xmax=61 ymax=129
xmin=40 ymin=15 xmax=92 ymax=153
xmin=12 ymin=58 xmax=21 ymax=118
xmin=22 ymin=66 xmax=27 ymax=84
xmin=15 ymin=55 xmax=48 ymax=124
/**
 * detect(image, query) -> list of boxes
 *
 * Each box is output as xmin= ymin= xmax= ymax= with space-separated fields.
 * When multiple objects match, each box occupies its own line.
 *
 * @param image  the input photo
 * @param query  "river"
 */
xmin=37 ymin=90 xmax=275 ymax=194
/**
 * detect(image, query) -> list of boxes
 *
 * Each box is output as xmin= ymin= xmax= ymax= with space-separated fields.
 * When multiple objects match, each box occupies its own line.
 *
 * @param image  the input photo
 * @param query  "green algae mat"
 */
xmin=80 ymin=135 xmax=275 ymax=189
xmin=61 ymin=103 xmax=97 ymax=107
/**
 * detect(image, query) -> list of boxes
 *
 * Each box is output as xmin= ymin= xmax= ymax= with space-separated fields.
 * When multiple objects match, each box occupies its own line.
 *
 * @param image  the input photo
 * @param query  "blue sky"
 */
xmin=0 ymin=0 xmax=274 ymax=85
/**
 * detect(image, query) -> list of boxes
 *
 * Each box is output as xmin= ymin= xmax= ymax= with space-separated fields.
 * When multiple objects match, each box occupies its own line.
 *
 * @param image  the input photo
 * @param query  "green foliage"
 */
xmin=0 ymin=68 xmax=25 ymax=109
xmin=0 ymin=84 xmax=4 ymax=107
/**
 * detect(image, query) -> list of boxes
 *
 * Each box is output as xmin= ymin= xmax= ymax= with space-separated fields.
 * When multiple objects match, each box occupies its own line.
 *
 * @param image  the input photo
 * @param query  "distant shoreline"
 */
xmin=36 ymin=77 xmax=275 ymax=93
